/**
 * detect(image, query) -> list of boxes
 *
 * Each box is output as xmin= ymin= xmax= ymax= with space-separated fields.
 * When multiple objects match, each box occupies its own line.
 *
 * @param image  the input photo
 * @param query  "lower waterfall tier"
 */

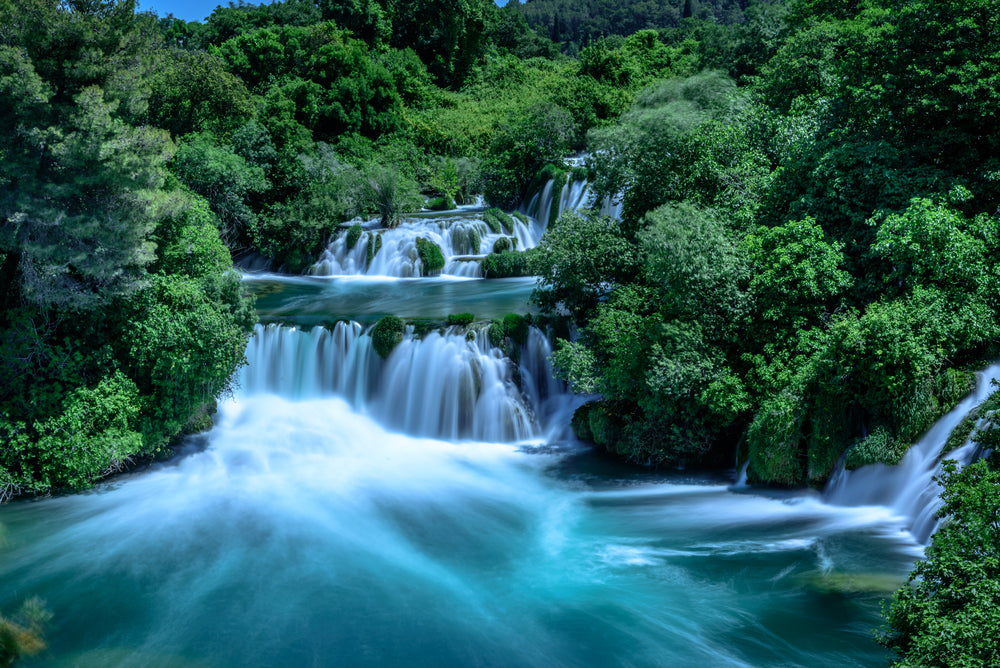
xmin=240 ymin=322 xmax=567 ymax=443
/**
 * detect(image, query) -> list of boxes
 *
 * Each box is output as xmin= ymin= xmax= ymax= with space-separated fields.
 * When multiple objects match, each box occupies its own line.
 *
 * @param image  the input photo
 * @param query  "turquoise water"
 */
xmin=0 ymin=275 xmax=918 ymax=667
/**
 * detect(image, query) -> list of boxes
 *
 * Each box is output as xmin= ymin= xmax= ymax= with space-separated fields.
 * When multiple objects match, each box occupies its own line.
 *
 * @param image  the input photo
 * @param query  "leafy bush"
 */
xmin=426 ymin=196 xmax=456 ymax=211
xmin=481 ymin=251 xmax=531 ymax=278
xmin=362 ymin=166 xmax=421 ymax=228
xmin=879 ymin=459 xmax=1000 ymax=665
xmin=503 ymin=313 xmax=529 ymax=345
xmin=446 ymin=313 xmax=475 ymax=326
xmin=844 ymin=427 xmax=905 ymax=469
xmin=415 ymin=237 xmax=445 ymax=275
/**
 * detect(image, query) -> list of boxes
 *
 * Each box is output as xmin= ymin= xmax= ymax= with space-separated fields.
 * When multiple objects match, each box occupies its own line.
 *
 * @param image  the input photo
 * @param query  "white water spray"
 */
xmin=240 ymin=322 xmax=568 ymax=442
xmin=824 ymin=362 xmax=1000 ymax=543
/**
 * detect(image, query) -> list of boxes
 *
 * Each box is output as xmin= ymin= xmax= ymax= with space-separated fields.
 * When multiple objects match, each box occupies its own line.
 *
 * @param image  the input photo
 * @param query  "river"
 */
xmin=0 ymin=186 xmax=969 ymax=666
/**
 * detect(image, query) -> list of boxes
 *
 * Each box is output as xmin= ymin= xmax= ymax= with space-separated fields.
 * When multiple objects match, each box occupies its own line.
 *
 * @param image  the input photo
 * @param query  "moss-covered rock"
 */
xmin=446 ymin=313 xmax=475 ymax=326
xmin=512 ymin=211 xmax=529 ymax=225
xmin=371 ymin=315 xmax=405 ymax=358
xmin=589 ymin=403 xmax=624 ymax=452
xmin=492 ymin=236 xmax=514 ymax=254
xmin=415 ymin=237 xmax=445 ymax=276
xmin=483 ymin=208 xmax=513 ymax=234
xmin=345 ymin=223 xmax=363 ymax=251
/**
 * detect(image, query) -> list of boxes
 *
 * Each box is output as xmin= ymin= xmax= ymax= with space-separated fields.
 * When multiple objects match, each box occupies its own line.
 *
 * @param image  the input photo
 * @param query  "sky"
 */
xmin=140 ymin=0 xmax=507 ymax=23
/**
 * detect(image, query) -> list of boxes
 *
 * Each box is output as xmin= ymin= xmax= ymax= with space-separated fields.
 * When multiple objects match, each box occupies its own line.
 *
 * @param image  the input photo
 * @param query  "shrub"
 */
xmin=346 ymin=223 xmax=363 ymax=250
xmin=362 ymin=166 xmax=421 ymax=228
xmin=845 ymin=426 xmax=906 ymax=469
xmin=488 ymin=319 xmax=506 ymax=347
xmin=746 ymin=390 xmax=806 ymax=486
xmin=446 ymin=313 xmax=475 ymax=326
xmin=415 ymin=237 xmax=445 ymax=276
xmin=371 ymin=315 xmax=405 ymax=358
xmin=879 ymin=460 xmax=1000 ymax=665
xmin=481 ymin=251 xmax=531 ymax=278
xmin=426 ymin=196 xmax=456 ymax=211
xmin=503 ymin=313 xmax=529 ymax=345
xmin=512 ymin=211 xmax=529 ymax=225
xmin=571 ymin=402 xmax=596 ymax=442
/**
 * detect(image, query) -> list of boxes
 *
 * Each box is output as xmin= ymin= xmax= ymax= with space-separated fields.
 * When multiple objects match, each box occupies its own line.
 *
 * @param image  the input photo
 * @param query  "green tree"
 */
xmin=880 ymin=459 xmax=1000 ymax=667
xmin=530 ymin=210 xmax=639 ymax=322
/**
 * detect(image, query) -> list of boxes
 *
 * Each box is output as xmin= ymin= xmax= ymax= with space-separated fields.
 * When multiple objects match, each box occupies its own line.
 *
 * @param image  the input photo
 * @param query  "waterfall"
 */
xmin=311 ymin=215 xmax=536 ymax=278
xmin=521 ymin=173 xmax=622 ymax=225
xmin=240 ymin=322 xmax=565 ymax=442
xmin=824 ymin=361 xmax=1000 ymax=543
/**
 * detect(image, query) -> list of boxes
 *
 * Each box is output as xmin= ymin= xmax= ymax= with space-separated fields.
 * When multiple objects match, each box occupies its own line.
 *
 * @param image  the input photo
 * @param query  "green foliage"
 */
xmin=844 ymin=427 xmax=905 ymax=470
xmin=482 ymin=102 xmax=577 ymax=208
xmin=362 ymin=166 xmax=421 ymax=228
xmin=145 ymin=49 xmax=254 ymax=137
xmin=488 ymin=319 xmax=506 ymax=347
xmin=212 ymin=22 xmax=406 ymax=140
xmin=481 ymin=250 xmax=531 ymax=278
xmin=571 ymin=402 xmax=596 ymax=442
xmin=530 ymin=210 xmax=638 ymax=322
xmin=879 ymin=459 xmax=1000 ymax=666
xmin=345 ymin=224 xmax=364 ymax=251
xmin=371 ymin=315 xmax=405 ymax=358
xmin=746 ymin=390 xmax=806 ymax=486
xmin=3 ymin=371 xmax=144 ymax=491
xmin=587 ymin=70 xmax=750 ymax=229
xmin=172 ymin=131 xmax=269 ymax=245
xmin=640 ymin=202 xmax=749 ymax=339
xmin=502 ymin=313 xmax=529 ymax=346
xmin=446 ymin=313 xmax=475 ymax=327
xmin=425 ymin=196 xmax=456 ymax=211
xmin=415 ymin=237 xmax=445 ymax=276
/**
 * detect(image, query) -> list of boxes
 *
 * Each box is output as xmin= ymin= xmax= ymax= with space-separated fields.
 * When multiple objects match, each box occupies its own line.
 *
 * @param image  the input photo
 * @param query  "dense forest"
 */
xmin=2 ymin=0 xmax=1000 ymax=662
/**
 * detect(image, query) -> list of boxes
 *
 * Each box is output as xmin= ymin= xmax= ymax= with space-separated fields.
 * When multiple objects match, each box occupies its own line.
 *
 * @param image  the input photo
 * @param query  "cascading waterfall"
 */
xmin=240 ymin=321 xmax=565 ymax=442
xmin=311 ymin=215 xmax=536 ymax=278
xmin=824 ymin=361 xmax=1000 ymax=544
xmin=521 ymin=171 xmax=623 ymax=225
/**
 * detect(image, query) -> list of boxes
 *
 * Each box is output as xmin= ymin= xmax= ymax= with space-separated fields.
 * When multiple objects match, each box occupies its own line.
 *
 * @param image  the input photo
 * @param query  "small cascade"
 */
xmin=824 ymin=362 xmax=1000 ymax=543
xmin=310 ymin=214 xmax=536 ymax=278
xmin=240 ymin=322 xmax=564 ymax=442
xmin=522 ymin=173 xmax=622 ymax=226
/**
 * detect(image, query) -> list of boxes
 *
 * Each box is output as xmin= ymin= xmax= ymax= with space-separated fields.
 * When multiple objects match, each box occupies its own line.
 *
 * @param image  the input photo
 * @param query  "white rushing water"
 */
xmin=310 ymin=172 xmax=620 ymax=279
xmin=240 ymin=322 xmax=567 ymax=442
xmin=310 ymin=215 xmax=537 ymax=278
xmin=824 ymin=361 xmax=1000 ymax=543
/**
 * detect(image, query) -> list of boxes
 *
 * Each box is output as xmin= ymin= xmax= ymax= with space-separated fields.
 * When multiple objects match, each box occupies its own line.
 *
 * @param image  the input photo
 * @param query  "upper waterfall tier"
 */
xmin=310 ymin=213 xmax=539 ymax=278
xmin=239 ymin=322 xmax=567 ymax=443
xmin=309 ymin=171 xmax=620 ymax=279
xmin=824 ymin=361 xmax=1000 ymax=544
